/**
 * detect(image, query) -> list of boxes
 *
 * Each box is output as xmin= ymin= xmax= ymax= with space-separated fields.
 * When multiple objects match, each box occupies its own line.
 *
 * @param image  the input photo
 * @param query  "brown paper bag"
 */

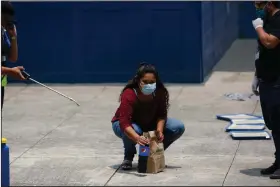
xmin=143 ymin=131 xmax=165 ymax=174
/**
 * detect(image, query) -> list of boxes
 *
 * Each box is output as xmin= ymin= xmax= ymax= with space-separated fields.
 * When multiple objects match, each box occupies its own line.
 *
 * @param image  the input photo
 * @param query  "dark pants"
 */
xmin=1 ymin=86 xmax=4 ymax=109
xmin=259 ymin=78 xmax=280 ymax=167
xmin=112 ymin=118 xmax=185 ymax=160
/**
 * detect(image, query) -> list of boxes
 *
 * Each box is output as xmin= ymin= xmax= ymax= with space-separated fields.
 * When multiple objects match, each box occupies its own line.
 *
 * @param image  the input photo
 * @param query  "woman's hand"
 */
xmin=156 ymin=119 xmax=165 ymax=142
xmin=135 ymin=135 xmax=150 ymax=146
xmin=3 ymin=66 xmax=26 ymax=80
xmin=124 ymin=127 xmax=149 ymax=146
xmin=7 ymin=24 xmax=17 ymax=37
xmin=156 ymin=130 xmax=164 ymax=142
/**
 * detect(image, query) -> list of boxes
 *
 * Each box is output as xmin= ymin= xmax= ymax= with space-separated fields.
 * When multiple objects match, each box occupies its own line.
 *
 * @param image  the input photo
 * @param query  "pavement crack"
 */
xmin=222 ymin=140 xmax=240 ymax=186
xmin=103 ymin=165 xmax=121 ymax=186
xmin=9 ymin=86 xmax=107 ymax=165
xmin=252 ymin=99 xmax=259 ymax=115
xmin=170 ymin=86 xmax=183 ymax=104
xmin=9 ymin=109 xmax=78 ymax=165
xmin=222 ymin=99 xmax=259 ymax=186
xmin=174 ymin=86 xmax=183 ymax=101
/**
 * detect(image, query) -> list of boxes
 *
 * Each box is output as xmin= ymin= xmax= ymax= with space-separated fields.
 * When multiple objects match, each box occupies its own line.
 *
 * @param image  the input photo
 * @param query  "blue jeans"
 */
xmin=112 ymin=118 xmax=185 ymax=160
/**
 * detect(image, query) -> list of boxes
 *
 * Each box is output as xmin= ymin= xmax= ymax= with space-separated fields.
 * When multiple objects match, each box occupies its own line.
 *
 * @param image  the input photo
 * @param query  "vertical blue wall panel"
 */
xmin=12 ymin=2 xmax=202 ymax=83
xmin=201 ymin=2 xmax=239 ymax=78
xmin=238 ymin=2 xmax=257 ymax=39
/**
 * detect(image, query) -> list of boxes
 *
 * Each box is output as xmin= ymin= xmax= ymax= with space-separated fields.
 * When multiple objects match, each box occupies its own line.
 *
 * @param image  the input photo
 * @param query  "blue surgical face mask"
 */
xmin=141 ymin=83 xmax=156 ymax=95
xmin=255 ymin=2 xmax=268 ymax=19
xmin=256 ymin=9 xmax=265 ymax=18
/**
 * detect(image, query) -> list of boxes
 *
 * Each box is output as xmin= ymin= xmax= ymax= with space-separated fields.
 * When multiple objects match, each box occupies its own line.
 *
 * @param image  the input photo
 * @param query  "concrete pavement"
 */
xmin=2 ymin=40 xmax=280 ymax=186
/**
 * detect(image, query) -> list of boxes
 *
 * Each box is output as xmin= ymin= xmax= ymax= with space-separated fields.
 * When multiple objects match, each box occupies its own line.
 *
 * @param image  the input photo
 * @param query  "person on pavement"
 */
xmin=111 ymin=63 xmax=185 ymax=170
xmin=1 ymin=1 xmax=25 ymax=109
xmin=252 ymin=1 xmax=267 ymax=96
xmin=252 ymin=1 xmax=280 ymax=179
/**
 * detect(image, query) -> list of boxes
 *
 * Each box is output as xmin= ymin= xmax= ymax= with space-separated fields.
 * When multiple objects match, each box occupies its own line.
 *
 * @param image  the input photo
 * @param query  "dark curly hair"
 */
xmin=119 ymin=62 xmax=170 ymax=111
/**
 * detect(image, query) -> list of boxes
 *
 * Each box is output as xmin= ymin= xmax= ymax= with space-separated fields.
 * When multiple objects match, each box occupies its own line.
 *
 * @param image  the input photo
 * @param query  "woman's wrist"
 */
xmin=156 ymin=119 xmax=165 ymax=133
xmin=124 ymin=126 xmax=140 ymax=142
xmin=133 ymin=134 xmax=140 ymax=143
xmin=1 ymin=67 xmax=11 ymax=75
xmin=156 ymin=128 xmax=163 ymax=133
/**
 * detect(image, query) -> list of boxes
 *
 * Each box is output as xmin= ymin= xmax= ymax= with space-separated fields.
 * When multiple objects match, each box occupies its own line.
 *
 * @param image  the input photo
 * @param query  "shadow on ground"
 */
xmin=213 ymin=40 xmax=256 ymax=72
xmin=240 ymin=168 xmax=269 ymax=178
xmin=109 ymin=163 xmax=182 ymax=178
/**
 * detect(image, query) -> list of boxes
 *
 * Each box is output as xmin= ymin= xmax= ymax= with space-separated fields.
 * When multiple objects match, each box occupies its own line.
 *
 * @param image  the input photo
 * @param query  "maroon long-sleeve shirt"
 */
xmin=111 ymin=88 xmax=167 ymax=132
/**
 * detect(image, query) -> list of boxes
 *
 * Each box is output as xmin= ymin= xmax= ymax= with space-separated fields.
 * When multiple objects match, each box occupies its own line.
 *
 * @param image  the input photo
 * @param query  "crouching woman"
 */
xmin=111 ymin=63 xmax=185 ymax=170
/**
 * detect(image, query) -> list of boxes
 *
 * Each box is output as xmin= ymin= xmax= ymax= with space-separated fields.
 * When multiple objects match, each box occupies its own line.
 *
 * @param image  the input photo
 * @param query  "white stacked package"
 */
xmin=225 ymin=123 xmax=265 ymax=132
xmin=216 ymin=113 xmax=270 ymax=140
xmin=231 ymin=118 xmax=264 ymax=124
xmin=230 ymin=131 xmax=271 ymax=140
xmin=226 ymin=118 xmax=265 ymax=132
xmin=216 ymin=114 xmax=261 ymax=121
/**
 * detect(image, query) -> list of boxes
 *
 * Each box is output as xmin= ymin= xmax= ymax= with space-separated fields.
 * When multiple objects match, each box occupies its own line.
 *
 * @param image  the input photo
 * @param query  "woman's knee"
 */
xmin=176 ymin=121 xmax=185 ymax=136
xmin=166 ymin=118 xmax=185 ymax=136
xmin=112 ymin=121 xmax=143 ymax=138
xmin=112 ymin=121 xmax=122 ymax=138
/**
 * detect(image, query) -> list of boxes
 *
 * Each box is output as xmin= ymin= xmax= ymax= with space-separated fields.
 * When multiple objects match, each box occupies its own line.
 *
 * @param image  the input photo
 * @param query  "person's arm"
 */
xmin=252 ymin=17 xmax=280 ymax=49
xmin=256 ymin=27 xmax=280 ymax=49
xmin=1 ymin=66 xmax=12 ymax=75
xmin=8 ymin=36 xmax=18 ymax=62
xmin=124 ymin=126 xmax=140 ymax=142
xmin=7 ymin=26 xmax=18 ymax=62
xmin=119 ymin=89 xmax=139 ymax=142
xmin=1 ymin=66 xmax=25 ymax=80
xmin=157 ymin=119 xmax=165 ymax=133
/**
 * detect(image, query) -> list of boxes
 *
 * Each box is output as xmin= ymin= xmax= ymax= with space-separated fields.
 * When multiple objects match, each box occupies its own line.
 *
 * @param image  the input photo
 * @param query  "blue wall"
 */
xmin=9 ymin=1 xmax=250 ymax=83
xmin=201 ymin=2 xmax=239 ymax=78
xmin=238 ymin=2 xmax=256 ymax=39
